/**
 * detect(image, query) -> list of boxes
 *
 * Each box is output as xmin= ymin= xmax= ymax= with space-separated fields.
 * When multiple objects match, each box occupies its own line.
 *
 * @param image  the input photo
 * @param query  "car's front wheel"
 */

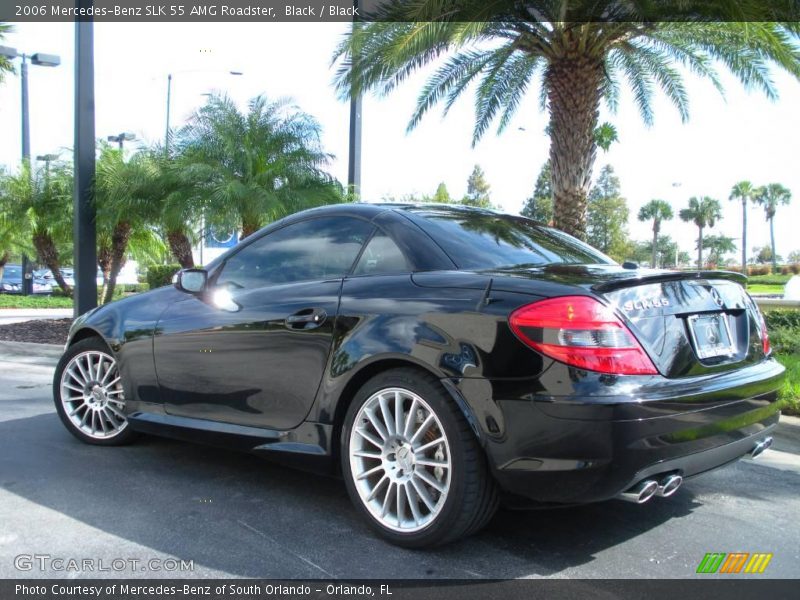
xmin=53 ymin=337 xmax=137 ymax=445
xmin=341 ymin=368 xmax=497 ymax=547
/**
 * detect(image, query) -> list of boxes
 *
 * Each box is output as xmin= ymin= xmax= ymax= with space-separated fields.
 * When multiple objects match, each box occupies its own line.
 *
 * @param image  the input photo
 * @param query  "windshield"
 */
xmin=407 ymin=209 xmax=615 ymax=270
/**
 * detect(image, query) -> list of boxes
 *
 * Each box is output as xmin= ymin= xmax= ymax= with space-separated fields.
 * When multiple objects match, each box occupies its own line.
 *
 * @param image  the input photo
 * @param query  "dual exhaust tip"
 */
xmin=750 ymin=436 xmax=773 ymax=459
xmin=619 ymin=474 xmax=683 ymax=504
xmin=620 ymin=436 xmax=774 ymax=504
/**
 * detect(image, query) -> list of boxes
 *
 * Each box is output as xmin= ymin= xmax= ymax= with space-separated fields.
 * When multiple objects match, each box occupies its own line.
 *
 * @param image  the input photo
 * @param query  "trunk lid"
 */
xmin=413 ymin=265 xmax=767 ymax=378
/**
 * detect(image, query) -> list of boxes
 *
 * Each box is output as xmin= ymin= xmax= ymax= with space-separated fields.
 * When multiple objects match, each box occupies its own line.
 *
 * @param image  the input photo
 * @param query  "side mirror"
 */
xmin=175 ymin=269 xmax=208 ymax=294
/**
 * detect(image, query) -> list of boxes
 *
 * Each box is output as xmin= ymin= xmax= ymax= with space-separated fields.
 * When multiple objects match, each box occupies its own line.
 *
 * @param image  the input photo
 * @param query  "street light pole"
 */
xmin=347 ymin=0 xmax=362 ymax=198
xmin=107 ymin=132 xmax=135 ymax=150
xmin=74 ymin=7 xmax=97 ymax=317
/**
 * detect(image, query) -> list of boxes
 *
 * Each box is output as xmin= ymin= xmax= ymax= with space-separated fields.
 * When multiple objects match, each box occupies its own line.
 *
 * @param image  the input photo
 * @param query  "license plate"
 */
xmin=687 ymin=313 xmax=736 ymax=359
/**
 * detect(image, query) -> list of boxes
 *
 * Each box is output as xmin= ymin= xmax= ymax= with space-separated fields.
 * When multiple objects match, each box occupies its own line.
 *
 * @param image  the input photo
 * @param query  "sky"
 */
xmin=1 ymin=21 xmax=799 ymax=262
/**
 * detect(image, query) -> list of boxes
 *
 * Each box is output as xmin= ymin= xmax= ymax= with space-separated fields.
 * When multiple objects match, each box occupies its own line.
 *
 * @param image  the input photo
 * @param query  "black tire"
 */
xmin=53 ymin=337 xmax=138 ymax=446
xmin=341 ymin=367 xmax=498 ymax=547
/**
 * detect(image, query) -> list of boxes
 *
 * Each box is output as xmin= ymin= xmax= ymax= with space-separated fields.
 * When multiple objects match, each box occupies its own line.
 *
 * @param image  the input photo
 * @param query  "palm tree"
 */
xmin=754 ymin=183 xmax=792 ymax=273
xmin=0 ymin=23 xmax=14 ymax=84
xmin=177 ymin=94 xmax=342 ymax=239
xmin=679 ymin=196 xmax=722 ymax=269
xmin=728 ymin=181 xmax=756 ymax=273
xmin=2 ymin=161 xmax=73 ymax=295
xmin=95 ymin=145 xmax=166 ymax=303
xmin=638 ymin=199 xmax=673 ymax=268
xmin=332 ymin=3 xmax=800 ymax=240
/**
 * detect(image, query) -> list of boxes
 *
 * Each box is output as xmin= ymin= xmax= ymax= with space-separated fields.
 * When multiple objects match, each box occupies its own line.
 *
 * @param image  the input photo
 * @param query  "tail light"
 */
xmin=509 ymin=296 xmax=658 ymax=375
xmin=758 ymin=310 xmax=771 ymax=355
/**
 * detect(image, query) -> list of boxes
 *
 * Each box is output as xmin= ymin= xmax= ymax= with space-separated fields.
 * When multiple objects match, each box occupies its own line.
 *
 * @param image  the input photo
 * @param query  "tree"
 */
xmin=2 ymin=161 xmax=73 ymax=295
xmin=586 ymin=166 xmax=630 ymax=261
xmin=638 ymin=199 xmax=674 ymax=268
xmin=521 ymin=161 xmax=553 ymax=224
xmin=332 ymin=4 xmax=800 ymax=240
xmin=463 ymin=165 xmax=492 ymax=208
xmin=789 ymin=250 xmax=800 ymax=264
xmin=94 ymin=145 xmax=166 ymax=303
xmin=178 ymin=94 xmax=342 ymax=239
xmin=754 ymin=183 xmax=792 ymax=272
xmin=679 ymin=196 xmax=722 ymax=269
xmin=630 ymin=235 xmax=688 ymax=269
xmin=701 ymin=234 xmax=736 ymax=267
xmin=0 ymin=24 xmax=14 ymax=85
xmin=729 ymin=181 xmax=757 ymax=271
xmin=432 ymin=182 xmax=452 ymax=204
xmin=754 ymin=245 xmax=781 ymax=266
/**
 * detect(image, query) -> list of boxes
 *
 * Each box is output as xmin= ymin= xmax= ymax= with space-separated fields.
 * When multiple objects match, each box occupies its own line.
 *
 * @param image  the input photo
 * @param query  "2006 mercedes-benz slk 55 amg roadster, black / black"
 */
xmin=54 ymin=204 xmax=784 ymax=547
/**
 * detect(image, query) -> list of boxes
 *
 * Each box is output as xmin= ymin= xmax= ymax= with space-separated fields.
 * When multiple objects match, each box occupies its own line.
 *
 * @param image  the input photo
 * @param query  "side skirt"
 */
xmin=127 ymin=412 xmax=335 ymax=473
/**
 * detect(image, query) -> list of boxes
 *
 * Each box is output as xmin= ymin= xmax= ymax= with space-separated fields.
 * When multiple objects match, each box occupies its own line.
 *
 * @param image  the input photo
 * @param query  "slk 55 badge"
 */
xmin=622 ymin=297 xmax=670 ymax=312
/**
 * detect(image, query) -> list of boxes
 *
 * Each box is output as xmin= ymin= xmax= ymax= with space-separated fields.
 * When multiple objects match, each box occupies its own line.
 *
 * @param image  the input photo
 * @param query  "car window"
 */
xmin=408 ymin=209 xmax=614 ymax=269
xmin=216 ymin=217 xmax=373 ymax=289
xmin=352 ymin=231 xmax=410 ymax=276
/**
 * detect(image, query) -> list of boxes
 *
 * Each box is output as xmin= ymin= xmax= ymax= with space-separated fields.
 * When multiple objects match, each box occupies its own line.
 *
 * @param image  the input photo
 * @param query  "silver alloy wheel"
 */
xmin=59 ymin=350 xmax=128 ymax=439
xmin=349 ymin=387 xmax=452 ymax=533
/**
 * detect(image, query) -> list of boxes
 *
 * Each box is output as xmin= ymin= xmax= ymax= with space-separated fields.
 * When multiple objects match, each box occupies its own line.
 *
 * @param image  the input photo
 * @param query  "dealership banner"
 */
xmin=3 ymin=0 xmax=800 ymax=23
xmin=3 ymin=580 xmax=798 ymax=600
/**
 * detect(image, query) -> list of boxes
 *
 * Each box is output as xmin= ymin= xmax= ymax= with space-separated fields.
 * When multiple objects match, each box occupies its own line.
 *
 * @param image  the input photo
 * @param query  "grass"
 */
xmin=748 ymin=274 xmax=794 ymax=285
xmin=776 ymin=353 xmax=800 ymax=416
xmin=0 ymin=295 xmax=74 ymax=309
xmin=747 ymin=284 xmax=784 ymax=295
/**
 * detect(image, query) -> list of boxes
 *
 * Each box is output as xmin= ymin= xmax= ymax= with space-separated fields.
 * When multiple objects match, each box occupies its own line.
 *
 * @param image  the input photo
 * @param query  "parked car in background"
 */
xmin=1 ymin=264 xmax=53 ymax=294
xmin=35 ymin=267 xmax=104 ymax=289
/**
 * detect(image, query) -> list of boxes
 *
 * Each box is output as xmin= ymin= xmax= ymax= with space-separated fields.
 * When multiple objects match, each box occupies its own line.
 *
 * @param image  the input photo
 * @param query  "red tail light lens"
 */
xmin=758 ymin=310 xmax=771 ymax=355
xmin=509 ymin=296 xmax=658 ymax=375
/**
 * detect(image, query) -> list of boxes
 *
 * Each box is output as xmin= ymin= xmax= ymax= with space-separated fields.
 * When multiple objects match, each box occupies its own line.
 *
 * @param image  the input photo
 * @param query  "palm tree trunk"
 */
xmin=697 ymin=226 xmax=704 ymax=269
xmin=769 ymin=216 xmax=777 ymax=273
xmin=102 ymin=221 xmax=132 ymax=304
xmin=240 ymin=219 xmax=259 ymax=240
xmin=546 ymin=56 xmax=604 ymax=240
xmin=652 ymin=223 xmax=659 ymax=269
xmin=97 ymin=244 xmax=112 ymax=301
xmin=167 ymin=229 xmax=194 ymax=269
xmin=741 ymin=198 xmax=747 ymax=275
xmin=0 ymin=251 xmax=8 ymax=280
xmin=33 ymin=230 xmax=71 ymax=297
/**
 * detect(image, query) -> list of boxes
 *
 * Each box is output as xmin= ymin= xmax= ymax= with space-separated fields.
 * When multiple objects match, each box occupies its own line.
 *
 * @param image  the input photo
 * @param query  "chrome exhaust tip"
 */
xmin=619 ymin=479 xmax=659 ymax=504
xmin=750 ymin=436 xmax=773 ymax=459
xmin=656 ymin=474 xmax=683 ymax=498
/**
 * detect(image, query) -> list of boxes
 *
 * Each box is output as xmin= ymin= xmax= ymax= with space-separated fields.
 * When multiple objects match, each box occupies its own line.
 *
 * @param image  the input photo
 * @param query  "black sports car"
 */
xmin=54 ymin=204 xmax=783 ymax=547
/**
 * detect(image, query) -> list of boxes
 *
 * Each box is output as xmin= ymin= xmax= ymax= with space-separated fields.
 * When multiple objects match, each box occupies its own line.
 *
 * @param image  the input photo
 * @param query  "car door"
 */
xmin=153 ymin=216 xmax=375 ymax=430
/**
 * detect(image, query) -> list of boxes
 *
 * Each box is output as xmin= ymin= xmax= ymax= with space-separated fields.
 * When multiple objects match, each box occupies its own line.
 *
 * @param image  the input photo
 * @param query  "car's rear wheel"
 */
xmin=341 ymin=368 xmax=498 ymax=547
xmin=53 ymin=337 xmax=137 ymax=446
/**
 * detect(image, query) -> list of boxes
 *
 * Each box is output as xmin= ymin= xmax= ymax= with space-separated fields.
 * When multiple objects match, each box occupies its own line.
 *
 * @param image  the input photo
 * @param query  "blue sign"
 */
xmin=205 ymin=226 xmax=238 ymax=249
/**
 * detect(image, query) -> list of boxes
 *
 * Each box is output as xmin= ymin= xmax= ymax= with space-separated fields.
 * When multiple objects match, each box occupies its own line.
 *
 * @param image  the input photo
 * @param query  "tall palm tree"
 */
xmin=332 ymin=2 xmax=800 ymax=239
xmin=754 ymin=183 xmax=792 ymax=273
xmin=638 ymin=199 xmax=673 ymax=268
xmin=679 ymin=196 xmax=722 ymax=269
xmin=177 ymin=94 xmax=342 ymax=239
xmin=728 ymin=181 xmax=756 ymax=273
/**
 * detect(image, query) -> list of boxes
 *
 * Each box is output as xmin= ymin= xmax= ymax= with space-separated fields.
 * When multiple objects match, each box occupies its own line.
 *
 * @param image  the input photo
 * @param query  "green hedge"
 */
xmin=764 ymin=310 xmax=800 ymax=331
xmin=748 ymin=274 xmax=793 ymax=286
xmin=146 ymin=264 xmax=181 ymax=289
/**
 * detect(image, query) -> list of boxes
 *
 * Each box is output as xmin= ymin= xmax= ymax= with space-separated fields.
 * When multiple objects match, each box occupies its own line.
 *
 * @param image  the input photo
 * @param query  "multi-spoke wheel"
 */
xmin=53 ymin=337 xmax=137 ymax=445
xmin=342 ymin=368 xmax=498 ymax=547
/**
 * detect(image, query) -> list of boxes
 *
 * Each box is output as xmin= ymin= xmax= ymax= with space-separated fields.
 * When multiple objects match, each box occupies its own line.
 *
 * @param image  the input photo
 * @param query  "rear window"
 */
xmin=408 ymin=209 xmax=614 ymax=270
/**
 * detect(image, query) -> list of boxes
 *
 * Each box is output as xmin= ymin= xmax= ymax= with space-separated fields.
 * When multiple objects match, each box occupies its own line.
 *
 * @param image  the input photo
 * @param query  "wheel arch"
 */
xmin=329 ymin=356 xmax=482 ymax=472
xmin=68 ymin=326 xmax=110 ymax=349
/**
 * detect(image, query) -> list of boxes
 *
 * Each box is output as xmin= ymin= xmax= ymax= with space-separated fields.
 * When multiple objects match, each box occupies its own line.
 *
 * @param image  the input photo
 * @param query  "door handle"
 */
xmin=285 ymin=307 xmax=327 ymax=330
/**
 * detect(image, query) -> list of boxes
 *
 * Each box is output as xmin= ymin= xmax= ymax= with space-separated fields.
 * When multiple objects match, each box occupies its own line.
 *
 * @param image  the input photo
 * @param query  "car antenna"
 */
xmin=476 ymin=277 xmax=494 ymax=311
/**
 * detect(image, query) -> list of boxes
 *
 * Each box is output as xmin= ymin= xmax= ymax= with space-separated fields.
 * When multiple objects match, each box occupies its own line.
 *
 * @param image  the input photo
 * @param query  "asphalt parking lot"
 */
xmin=1 ymin=343 xmax=799 ymax=579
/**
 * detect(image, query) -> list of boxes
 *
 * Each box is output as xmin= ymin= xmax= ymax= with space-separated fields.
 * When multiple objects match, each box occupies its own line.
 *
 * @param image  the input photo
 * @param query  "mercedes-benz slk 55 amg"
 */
xmin=54 ymin=204 xmax=784 ymax=547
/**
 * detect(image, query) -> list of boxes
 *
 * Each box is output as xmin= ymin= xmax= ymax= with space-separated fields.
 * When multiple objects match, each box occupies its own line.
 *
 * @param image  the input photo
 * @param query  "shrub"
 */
xmin=748 ymin=265 xmax=772 ymax=276
xmin=146 ymin=264 xmax=181 ymax=289
xmin=764 ymin=309 xmax=800 ymax=332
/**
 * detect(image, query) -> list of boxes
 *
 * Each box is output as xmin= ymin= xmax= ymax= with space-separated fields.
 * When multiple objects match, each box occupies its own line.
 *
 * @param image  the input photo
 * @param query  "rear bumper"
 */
xmin=450 ymin=358 xmax=785 ymax=504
